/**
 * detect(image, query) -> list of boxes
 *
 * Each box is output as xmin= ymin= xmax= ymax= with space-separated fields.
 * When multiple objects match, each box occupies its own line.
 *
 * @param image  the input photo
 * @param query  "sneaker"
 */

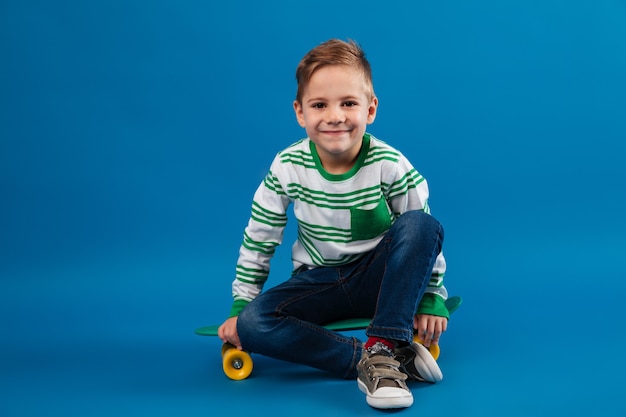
xmin=394 ymin=342 xmax=443 ymax=383
xmin=356 ymin=342 xmax=413 ymax=409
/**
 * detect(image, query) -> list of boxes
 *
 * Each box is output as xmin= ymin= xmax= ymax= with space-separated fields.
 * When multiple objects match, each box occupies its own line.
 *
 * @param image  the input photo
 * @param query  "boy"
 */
xmin=218 ymin=39 xmax=450 ymax=409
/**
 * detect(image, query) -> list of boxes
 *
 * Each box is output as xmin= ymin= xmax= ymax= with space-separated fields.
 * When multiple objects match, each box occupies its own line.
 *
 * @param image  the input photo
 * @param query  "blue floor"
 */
xmin=2 ymin=1 xmax=625 ymax=416
xmin=2 ymin=232 xmax=625 ymax=416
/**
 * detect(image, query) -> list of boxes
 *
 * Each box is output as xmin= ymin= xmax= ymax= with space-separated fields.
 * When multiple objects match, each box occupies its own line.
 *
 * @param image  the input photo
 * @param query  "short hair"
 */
xmin=294 ymin=39 xmax=375 ymax=104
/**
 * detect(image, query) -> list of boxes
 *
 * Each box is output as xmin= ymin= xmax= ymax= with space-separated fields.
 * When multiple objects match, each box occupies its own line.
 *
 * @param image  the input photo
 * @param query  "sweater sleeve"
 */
xmin=416 ymin=293 xmax=450 ymax=319
xmin=228 ymin=158 xmax=291 ymax=317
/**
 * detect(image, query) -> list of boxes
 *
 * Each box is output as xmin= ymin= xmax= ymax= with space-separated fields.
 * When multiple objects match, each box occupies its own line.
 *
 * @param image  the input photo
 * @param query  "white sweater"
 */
xmin=229 ymin=133 xmax=447 ymax=317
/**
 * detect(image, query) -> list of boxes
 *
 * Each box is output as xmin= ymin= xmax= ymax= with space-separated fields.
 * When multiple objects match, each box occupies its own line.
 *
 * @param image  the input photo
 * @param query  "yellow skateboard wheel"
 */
xmin=414 ymin=336 xmax=440 ymax=360
xmin=222 ymin=346 xmax=253 ymax=380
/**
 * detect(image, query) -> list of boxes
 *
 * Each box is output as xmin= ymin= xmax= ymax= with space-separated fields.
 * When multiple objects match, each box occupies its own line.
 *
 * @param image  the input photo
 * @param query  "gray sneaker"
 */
xmin=394 ymin=342 xmax=443 ymax=383
xmin=356 ymin=342 xmax=413 ymax=409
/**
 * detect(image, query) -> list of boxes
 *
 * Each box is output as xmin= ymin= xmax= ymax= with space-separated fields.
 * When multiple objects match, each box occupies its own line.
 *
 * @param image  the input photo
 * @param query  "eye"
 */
xmin=342 ymin=101 xmax=358 ymax=107
xmin=311 ymin=102 xmax=326 ymax=109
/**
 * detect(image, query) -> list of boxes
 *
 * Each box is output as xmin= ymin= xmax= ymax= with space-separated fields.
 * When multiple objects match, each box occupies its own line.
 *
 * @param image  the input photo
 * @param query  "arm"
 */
xmin=227 ymin=161 xmax=291 ymax=318
xmin=219 ymin=164 xmax=290 ymax=348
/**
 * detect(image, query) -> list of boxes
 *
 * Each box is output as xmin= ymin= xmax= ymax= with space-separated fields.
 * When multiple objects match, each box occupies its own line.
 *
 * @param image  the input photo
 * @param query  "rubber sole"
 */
xmin=411 ymin=342 xmax=443 ymax=382
xmin=357 ymin=379 xmax=414 ymax=409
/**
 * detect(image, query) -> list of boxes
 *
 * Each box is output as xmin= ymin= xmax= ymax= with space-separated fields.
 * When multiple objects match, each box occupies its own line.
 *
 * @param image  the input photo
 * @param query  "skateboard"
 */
xmin=196 ymin=295 xmax=462 ymax=380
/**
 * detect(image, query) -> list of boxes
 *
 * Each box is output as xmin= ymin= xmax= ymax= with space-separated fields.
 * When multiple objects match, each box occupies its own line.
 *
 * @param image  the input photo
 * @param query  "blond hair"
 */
xmin=294 ymin=39 xmax=375 ymax=104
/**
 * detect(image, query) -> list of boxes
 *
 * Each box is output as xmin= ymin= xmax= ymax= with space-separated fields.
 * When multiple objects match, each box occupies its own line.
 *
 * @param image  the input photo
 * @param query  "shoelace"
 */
xmin=364 ymin=355 xmax=408 ymax=381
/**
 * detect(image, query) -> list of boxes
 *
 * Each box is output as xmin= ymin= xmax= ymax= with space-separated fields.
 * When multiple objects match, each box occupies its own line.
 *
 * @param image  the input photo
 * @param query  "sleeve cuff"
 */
xmin=228 ymin=299 xmax=250 ymax=318
xmin=416 ymin=293 xmax=450 ymax=319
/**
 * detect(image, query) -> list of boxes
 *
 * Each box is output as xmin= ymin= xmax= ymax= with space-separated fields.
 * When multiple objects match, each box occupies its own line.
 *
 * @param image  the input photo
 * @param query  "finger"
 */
xmin=431 ymin=321 xmax=443 ymax=345
xmin=226 ymin=328 xmax=242 ymax=350
xmin=217 ymin=324 xmax=227 ymax=344
xmin=420 ymin=324 xmax=434 ymax=347
xmin=433 ymin=318 xmax=449 ymax=345
xmin=424 ymin=325 xmax=441 ymax=347
xmin=415 ymin=317 xmax=429 ymax=344
xmin=425 ymin=318 xmax=444 ymax=347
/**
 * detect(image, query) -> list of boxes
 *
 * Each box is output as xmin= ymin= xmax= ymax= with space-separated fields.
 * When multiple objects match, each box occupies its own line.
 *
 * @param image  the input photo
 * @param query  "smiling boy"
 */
xmin=218 ymin=39 xmax=450 ymax=409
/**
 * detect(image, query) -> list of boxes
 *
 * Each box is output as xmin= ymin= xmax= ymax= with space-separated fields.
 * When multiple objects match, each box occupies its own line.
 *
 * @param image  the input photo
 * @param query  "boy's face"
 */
xmin=293 ymin=65 xmax=377 ymax=173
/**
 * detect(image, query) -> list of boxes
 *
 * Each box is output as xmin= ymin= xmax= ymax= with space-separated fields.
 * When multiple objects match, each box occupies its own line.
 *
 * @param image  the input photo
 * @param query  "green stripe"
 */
xmin=263 ymin=171 xmax=287 ymax=196
xmin=235 ymin=265 xmax=269 ymax=284
xmin=242 ymin=231 xmax=278 ymax=255
xmin=297 ymin=228 xmax=360 ymax=266
xmin=298 ymin=219 xmax=352 ymax=243
xmin=363 ymin=153 xmax=401 ymax=166
xmin=388 ymin=169 xmax=425 ymax=198
xmin=279 ymin=149 xmax=316 ymax=168
xmin=285 ymin=184 xmax=384 ymax=209
xmin=297 ymin=228 xmax=324 ymax=265
xmin=250 ymin=201 xmax=288 ymax=228
xmin=429 ymin=273 xmax=444 ymax=287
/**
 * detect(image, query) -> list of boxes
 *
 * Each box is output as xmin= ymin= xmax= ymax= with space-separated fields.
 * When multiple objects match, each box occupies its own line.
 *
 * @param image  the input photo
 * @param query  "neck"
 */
xmin=318 ymin=149 xmax=360 ymax=175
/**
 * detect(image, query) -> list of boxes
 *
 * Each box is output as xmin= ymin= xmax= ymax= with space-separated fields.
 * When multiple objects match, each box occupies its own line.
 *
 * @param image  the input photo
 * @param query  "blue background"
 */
xmin=2 ymin=1 xmax=625 ymax=416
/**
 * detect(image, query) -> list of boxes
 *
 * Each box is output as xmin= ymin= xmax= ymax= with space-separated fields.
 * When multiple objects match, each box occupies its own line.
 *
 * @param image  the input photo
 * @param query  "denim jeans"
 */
xmin=237 ymin=210 xmax=444 ymax=379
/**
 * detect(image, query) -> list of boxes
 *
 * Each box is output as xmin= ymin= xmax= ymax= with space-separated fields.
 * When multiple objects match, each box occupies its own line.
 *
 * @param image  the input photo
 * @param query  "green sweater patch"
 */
xmin=416 ymin=293 xmax=450 ymax=319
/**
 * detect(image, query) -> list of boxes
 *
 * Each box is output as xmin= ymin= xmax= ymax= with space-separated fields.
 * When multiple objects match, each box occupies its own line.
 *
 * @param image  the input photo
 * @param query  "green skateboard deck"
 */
xmin=195 ymin=296 xmax=462 ymax=380
xmin=195 ymin=296 xmax=462 ymax=336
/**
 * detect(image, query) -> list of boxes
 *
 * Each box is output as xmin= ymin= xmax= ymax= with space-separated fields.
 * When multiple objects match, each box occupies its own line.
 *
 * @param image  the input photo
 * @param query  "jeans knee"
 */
xmin=236 ymin=302 xmax=258 ymax=340
xmin=237 ymin=299 xmax=277 ymax=346
xmin=397 ymin=210 xmax=443 ymax=239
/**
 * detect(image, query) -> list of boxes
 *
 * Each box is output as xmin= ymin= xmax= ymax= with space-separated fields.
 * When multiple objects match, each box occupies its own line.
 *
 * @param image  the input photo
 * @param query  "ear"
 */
xmin=293 ymin=100 xmax=306 ymax=128
xmin=366 ymin=96 xmax=378 ymax=124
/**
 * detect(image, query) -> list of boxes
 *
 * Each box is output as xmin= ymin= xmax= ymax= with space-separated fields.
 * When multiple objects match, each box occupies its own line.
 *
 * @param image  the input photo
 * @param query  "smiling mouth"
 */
xmin=321 ymin=129 xmax=349 ymax=134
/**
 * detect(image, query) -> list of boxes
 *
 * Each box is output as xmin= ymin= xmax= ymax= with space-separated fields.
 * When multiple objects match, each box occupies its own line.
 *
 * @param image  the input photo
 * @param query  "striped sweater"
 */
xmin=229 ymin=133 xmax=449 ymax=318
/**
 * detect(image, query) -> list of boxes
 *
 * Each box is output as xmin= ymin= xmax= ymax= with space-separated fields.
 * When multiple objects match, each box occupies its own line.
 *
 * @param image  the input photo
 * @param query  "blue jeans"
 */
xmin=237 ymin=210 xmax=444 ymax=379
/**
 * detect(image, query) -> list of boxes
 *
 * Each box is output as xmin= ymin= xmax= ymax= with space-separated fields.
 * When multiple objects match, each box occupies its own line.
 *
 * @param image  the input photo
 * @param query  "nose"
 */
xmin=325 ymin=105 xmax=345 ymax=124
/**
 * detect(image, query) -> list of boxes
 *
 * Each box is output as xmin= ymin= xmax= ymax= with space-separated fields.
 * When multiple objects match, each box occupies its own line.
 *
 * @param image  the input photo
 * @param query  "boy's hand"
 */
xmin=218 ymin=316 xmax=242 ymax=350
xmin=414 ymin=314 xmax=448 ymax=347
